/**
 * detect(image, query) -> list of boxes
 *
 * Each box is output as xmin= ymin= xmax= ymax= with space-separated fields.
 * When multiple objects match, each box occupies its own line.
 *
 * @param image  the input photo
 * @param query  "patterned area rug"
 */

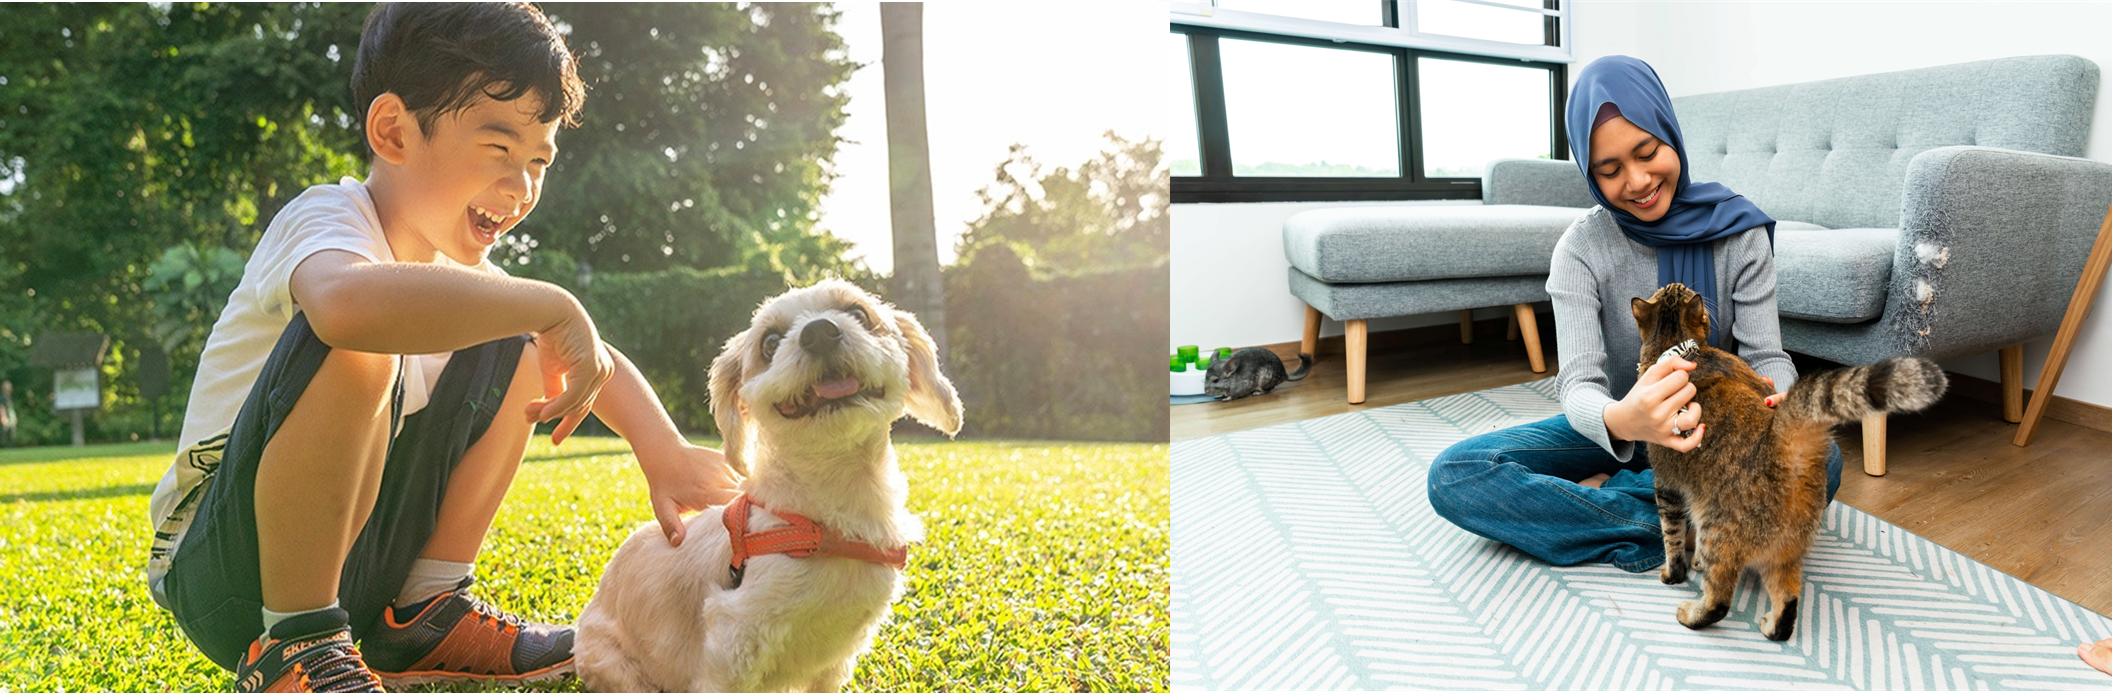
xmin=1171 ymin=379 xmax=2112 ymax=690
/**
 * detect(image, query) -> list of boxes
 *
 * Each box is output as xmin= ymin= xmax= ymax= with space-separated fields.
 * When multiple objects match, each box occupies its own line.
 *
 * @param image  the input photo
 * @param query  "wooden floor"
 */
xmin=1172 ymin=321 xmax=2112 ymax=616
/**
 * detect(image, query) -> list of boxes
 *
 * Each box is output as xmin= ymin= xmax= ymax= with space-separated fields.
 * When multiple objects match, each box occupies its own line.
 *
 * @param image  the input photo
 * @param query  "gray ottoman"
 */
xmin=1283 ymin=204 xmax=1587 ymax=403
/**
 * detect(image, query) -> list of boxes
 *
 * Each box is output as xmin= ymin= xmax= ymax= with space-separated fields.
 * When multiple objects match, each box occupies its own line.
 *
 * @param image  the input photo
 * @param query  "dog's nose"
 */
xmin=799 ymin=318 xmax=842 ymax=355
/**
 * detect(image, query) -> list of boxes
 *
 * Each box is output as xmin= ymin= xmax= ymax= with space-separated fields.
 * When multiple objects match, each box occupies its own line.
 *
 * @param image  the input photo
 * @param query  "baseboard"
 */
xmin=1238 ymin=328 xmax=2112 ymax=438
xmin=1251 ymin=313 xmax=1549 ymax=365
xmin=1943 ymin=371 xmax=2112 ymax=436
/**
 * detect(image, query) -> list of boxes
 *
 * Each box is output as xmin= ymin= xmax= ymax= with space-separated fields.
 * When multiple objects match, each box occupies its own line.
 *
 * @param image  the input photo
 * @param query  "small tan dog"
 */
xmin=575 ymin=279 xmax=962 ymax=692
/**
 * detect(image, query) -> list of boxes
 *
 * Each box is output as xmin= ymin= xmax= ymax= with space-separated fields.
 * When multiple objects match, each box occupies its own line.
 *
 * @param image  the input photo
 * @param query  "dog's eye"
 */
xmin=845 ymin=304 xmax=880 ymax=332
xmin=761 ymin=331 xmax=783 ymax=361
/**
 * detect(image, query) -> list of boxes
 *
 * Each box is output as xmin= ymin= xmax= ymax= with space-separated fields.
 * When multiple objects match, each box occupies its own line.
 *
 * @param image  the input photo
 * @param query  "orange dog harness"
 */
xmin=722 ymin=494 xmax=908 ymax=588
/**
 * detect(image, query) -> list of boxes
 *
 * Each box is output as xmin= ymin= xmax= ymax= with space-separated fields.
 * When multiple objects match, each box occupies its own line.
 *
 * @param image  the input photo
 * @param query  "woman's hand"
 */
xmin=1605 ymin=357 xmax=1706 ymax=452
xmin=1761 ymin=376 xmax=1781 ymax=408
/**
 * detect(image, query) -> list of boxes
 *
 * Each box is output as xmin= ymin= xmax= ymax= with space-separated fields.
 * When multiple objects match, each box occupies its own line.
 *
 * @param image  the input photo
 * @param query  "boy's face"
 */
xmin=392 ymin=93 xmax=559 ymax=265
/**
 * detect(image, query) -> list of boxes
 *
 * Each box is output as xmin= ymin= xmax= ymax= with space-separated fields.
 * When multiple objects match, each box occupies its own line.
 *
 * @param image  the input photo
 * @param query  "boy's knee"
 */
xmin=314 ymin=348 xmax=399 ymax=399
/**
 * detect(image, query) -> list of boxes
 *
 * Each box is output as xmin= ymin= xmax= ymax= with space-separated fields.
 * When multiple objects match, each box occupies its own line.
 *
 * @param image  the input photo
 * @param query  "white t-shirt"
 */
xmin=146 ymin=177 xmax=502 ymax=604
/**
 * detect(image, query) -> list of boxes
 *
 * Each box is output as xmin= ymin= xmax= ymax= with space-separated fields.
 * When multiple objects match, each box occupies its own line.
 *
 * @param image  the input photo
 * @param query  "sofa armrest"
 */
xmin=1483 ymin=158 xmax=1595 ymax=208
xmin=1890 ymin=145 xmax=2112 ymax=361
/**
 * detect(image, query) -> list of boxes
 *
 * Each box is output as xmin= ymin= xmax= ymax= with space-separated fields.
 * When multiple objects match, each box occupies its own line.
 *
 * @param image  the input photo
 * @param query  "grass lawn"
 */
xmin=0 ymin=436 xmax=1167 ymax=691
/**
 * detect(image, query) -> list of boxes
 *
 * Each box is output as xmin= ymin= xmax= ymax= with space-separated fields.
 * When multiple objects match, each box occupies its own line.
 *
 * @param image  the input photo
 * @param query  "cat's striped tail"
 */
xmin=1778 ymin=357 xmax=1949 ymax=425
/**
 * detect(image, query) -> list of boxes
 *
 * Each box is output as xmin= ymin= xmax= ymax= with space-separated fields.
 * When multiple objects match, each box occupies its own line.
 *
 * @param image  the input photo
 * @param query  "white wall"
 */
xmin=1573 ymin=0 xmax=2112 ymax=407
xmin=1171 ymin=1 xmax=2112 ymax=408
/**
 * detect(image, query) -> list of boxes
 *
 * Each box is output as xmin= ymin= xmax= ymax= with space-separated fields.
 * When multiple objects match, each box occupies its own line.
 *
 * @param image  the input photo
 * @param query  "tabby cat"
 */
xmin=1631 ymin=283 xmax=1947 ymax=641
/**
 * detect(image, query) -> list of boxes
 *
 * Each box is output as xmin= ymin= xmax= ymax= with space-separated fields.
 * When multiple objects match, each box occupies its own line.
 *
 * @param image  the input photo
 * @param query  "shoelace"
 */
xmin=298 ymin=643 xmax=383 ymax=692
xmin=459 ymin=591 xmax=527 ymax=631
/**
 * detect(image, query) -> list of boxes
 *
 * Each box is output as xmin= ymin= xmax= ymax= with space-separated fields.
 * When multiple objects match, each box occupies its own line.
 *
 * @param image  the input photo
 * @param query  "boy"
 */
xmin=145 ymin=4 xmax=740 ymax=690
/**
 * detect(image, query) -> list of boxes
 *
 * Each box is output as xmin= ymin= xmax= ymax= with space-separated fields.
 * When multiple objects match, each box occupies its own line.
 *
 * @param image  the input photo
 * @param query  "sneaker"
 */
xmin=361 ymin=577 xmax=575 ymax=686
xmin=234 ymin=607 xmax=385 ymax=693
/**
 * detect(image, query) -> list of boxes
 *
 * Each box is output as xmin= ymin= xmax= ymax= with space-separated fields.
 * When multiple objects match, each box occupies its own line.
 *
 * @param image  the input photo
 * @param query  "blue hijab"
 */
xmin=1566 ymin=55 xmax=1774 ymax=346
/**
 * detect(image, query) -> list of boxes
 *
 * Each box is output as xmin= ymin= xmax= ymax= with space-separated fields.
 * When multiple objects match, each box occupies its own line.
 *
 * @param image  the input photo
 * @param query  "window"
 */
xmin=1169 ymin=34 xmax=1202 ymax=177
xmin=1219 ymin=38 xmax=1399 ymax=177
xmin=1171 ymin=0 xmax=1569 ymax=203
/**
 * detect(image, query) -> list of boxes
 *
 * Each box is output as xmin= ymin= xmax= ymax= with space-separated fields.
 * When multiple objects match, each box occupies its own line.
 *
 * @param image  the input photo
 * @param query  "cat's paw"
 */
xmin=1759 ymin=612 xmax=1796 ymax=641
xmin=1659 ymin=559 xmax=1688 ymax=585
xmin=1676 ymin=599 xmax=1728 ymax=630
xmin=1760 ymin=598 xmax=1799 ymax=641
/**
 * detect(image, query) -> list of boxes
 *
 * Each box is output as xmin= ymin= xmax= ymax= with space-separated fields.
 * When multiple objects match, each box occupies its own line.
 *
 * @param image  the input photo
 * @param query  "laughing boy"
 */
xmin=146 ymin=4 xmax=740 ymax=689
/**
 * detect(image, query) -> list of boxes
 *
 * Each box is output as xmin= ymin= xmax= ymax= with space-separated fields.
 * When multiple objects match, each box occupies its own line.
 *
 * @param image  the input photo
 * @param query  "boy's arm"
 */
xmin=588 ymin=345 xmax=741 ymax=547
xmin=291 ymin=250 xmax=612 ymax=436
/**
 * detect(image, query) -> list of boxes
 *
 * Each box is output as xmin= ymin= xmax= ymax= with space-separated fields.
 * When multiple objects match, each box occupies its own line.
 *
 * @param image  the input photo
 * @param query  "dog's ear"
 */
xmin=892 ymin=309 xmax=963 ymax=437
xmin=709 ymin=328 xmax=752 ymax=477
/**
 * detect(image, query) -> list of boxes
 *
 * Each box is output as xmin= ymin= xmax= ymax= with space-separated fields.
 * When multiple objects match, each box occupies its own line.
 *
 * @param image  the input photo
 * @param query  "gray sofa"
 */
xmin=1284 ymin=54 xmax=2112 ymax=475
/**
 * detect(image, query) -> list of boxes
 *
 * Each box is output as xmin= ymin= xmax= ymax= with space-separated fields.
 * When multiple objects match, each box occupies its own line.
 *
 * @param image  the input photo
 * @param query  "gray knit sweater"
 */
xmin=1548 ymin=206 xmax=1799 ymax=462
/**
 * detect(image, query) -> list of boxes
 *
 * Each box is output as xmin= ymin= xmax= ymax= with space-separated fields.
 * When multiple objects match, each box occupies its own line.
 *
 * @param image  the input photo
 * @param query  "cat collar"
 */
xmin=1656 ymin=339 xmax=1700 ymax=366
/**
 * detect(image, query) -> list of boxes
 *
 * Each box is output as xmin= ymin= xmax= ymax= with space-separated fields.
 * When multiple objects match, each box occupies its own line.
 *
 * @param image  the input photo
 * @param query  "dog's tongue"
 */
xmin=814 ymin=376 xmax=861 ymax=400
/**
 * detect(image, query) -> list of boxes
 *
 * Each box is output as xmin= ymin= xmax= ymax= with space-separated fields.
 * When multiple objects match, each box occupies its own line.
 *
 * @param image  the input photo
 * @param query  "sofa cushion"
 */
xmin=1675 ymin=55 xmax=2096 ymax=231
xmin=1289 ymin=268 xmax=1549 ymax=321
xmin=1283 ymin=204 xmax=1586 ymax=284
xmin=1776 ymin=227 xmax=1898 ymax=323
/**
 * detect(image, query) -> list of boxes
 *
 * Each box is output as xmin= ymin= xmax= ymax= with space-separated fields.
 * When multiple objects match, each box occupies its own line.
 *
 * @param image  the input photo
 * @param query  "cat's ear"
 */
xmin=1683 ymin=296 xmax=1709 ymax=334
xmin=1630 ymin=296 xmax=1652 ymax=325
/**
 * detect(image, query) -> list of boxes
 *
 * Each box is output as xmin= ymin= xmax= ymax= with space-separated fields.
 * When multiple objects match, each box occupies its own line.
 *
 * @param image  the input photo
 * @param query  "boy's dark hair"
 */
xmin=351 ymin=3 xmax=586 ymax=156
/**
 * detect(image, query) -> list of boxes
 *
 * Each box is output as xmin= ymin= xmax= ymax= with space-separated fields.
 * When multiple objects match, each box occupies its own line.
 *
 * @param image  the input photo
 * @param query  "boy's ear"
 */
xmin=709 ymin=329 xmax=752 ymax=477
xmin=366 ymin=92 xmax=418 ymax=166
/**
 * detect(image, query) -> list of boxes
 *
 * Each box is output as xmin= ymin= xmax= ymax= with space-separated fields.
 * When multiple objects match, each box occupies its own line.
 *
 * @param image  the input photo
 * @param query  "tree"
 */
xmin=941 ymin=134 xmax=1170 ymax=441
xmin=0 ymin=3 xmax=368 ymax=444
xmin=956 ymin=132 xmax=1169 ymax=273
xmin=526 ymin=3 xmax=860 ymax=283
xmin=879 ymin=3 xmax=945 ymax=355
xmin=0 ymin=4 xmax=368 ymax=341
xmin=144 ymin=242 xmax=247 ymax=365
xmin=0 ymin=4 xmax=863 ymax=444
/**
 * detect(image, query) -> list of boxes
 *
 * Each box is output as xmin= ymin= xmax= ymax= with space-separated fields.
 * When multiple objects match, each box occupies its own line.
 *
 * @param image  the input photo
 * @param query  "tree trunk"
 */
xmin=880 ymin=3 xmax=946 ymax=357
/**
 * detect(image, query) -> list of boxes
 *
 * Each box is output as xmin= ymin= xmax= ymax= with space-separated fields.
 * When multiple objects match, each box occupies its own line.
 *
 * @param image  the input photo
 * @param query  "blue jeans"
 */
xmin=1427 ymin=414 xmax=1843 ymax=573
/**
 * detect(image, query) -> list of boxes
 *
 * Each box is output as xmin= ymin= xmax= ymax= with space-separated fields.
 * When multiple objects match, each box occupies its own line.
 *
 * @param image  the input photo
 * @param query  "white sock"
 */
xmin=260 ymin=601 xmax=339 ymax=637
xmin=393 ymin=558 xmax=474 ymax=609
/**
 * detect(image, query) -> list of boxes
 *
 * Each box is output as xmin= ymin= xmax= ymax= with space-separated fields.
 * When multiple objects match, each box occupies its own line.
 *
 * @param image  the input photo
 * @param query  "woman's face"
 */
xmin=1588 ymin=115 xmax=1680 ymax=222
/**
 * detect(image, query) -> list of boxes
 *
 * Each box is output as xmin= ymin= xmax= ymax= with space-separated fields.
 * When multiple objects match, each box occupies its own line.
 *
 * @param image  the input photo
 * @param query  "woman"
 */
xmin=1425 ymin=55 xmax=1844 ymax=573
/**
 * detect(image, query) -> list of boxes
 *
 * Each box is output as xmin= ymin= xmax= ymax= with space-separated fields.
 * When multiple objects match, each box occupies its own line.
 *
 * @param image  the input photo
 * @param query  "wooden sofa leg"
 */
xmin=1459 ymin=310 xmax=1474 ymax=344
xmin=1347 ymin=319 xmax=1368 ymax=404
xmin=1302 ymin=305 xmax=1321 ymax=360
xmin=1507 ymin=313 xmax=1520 ymax=341
xmin=2000 ymin=344 xmax=2024 ymax=423
xmin=1862 ymin=413 xmax=1887 ymax=476
xmin=1512 ymin=304 xmax=1546 ymax=374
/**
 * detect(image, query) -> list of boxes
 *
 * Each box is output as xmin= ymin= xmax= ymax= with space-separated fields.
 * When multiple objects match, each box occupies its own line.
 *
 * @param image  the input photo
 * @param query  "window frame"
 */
xmin=1171 ymin=1 xmax=1572 ymax=204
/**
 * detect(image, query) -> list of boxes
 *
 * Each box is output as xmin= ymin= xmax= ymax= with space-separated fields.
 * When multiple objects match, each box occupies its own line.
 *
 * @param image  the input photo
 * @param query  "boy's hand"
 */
xmin=638 ymin=443 xmax=743 ymax=547
xmin=525 ymin=296 xmax=613 ymax=445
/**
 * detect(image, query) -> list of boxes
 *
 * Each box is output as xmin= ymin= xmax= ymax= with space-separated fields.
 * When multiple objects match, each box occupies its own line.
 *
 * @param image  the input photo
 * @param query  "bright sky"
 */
xmin=818 ymin=2 xmax=1166 ymax=274
xmin=1167 ymin=1 xmax=1557 ymax=178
